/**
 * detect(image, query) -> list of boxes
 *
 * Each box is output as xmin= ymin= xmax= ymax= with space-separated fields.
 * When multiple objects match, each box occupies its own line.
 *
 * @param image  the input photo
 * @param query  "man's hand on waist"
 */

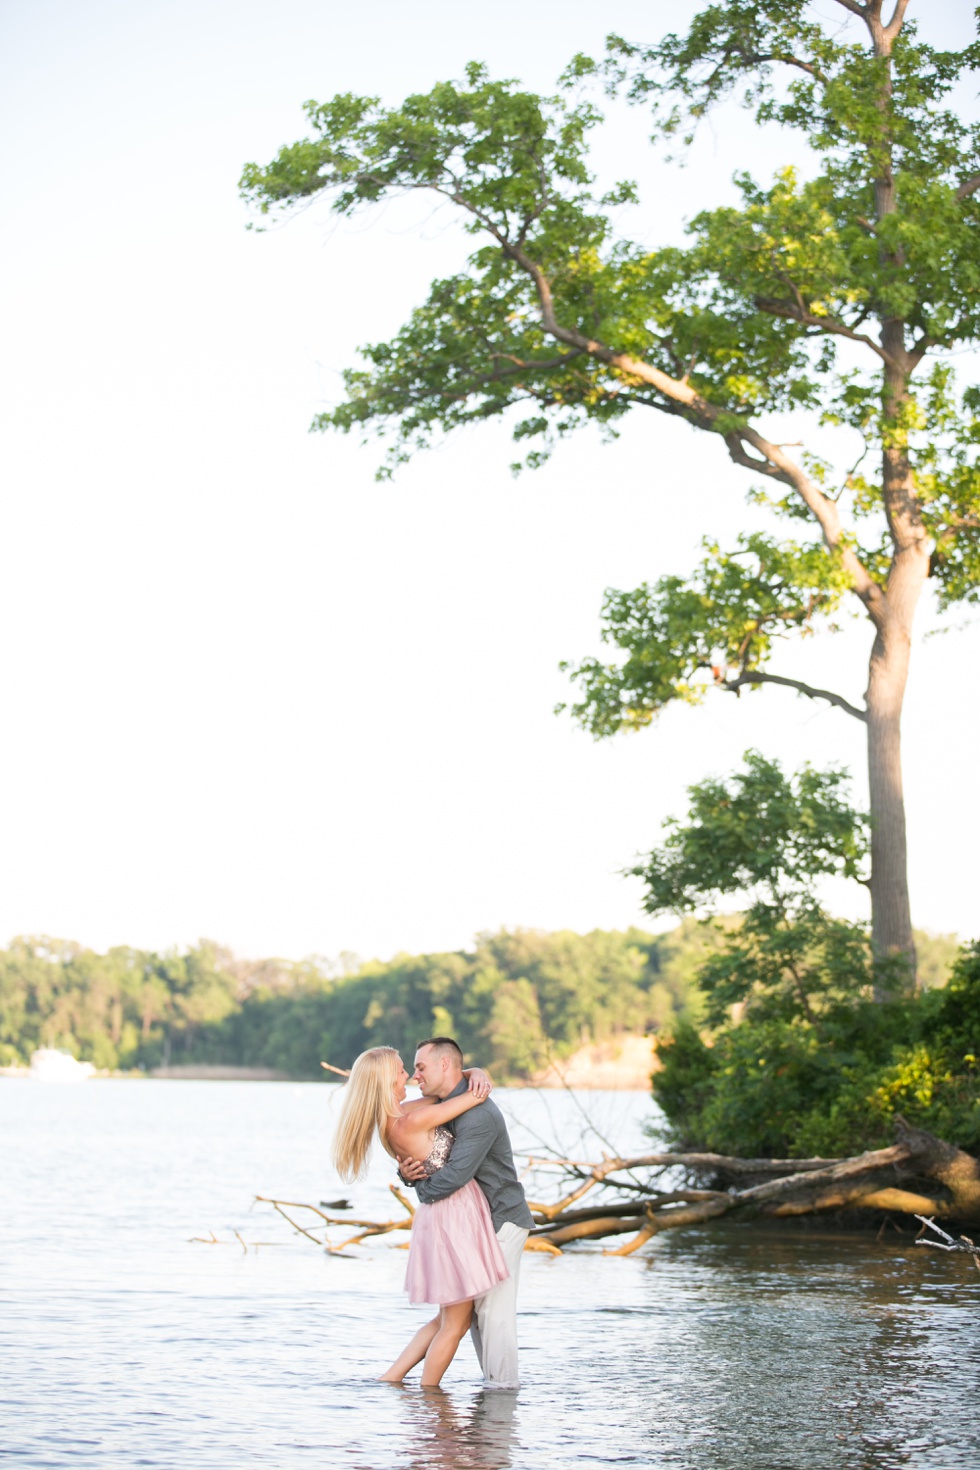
xmin=397 ymin=1155 xmax=428 ymax=1185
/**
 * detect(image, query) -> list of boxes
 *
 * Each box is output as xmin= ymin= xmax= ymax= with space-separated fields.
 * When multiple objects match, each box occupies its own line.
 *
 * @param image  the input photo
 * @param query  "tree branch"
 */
xmin=722 ymin=431 xmax=783 ymax=479
xmin=914 ymin=1215 xmax=980 ymax=1272
xmin=935 ymin=514 xmax=980 ymax=540
xmin=755 ymin=294 xmax=895 ymax=366
xmin=883 ymin=0 xmax=911 ymax=41
xmin=726 ymin=46 xmax=828 ymax=85
xmin=487 ymin=350 xmax=585 ymax=373
xmin=427 ymin=190 xmax=885 ymax=622
xmin=720 ymin=670 xmax=869 ymax=722
xmin=720 ymin=430 xmax=884 ymax=613
xmin=955 ymin=174 xmax=980 ymax=203
xmin=907 ymin=331 xmax=938 ymax=361
xmin=525 ymin=1149 xmax=840 ymax=1179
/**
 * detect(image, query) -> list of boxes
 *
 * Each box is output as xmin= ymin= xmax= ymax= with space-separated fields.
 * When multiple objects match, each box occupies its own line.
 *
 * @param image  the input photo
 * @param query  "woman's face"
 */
xmin=392 ymin=1056 xmax=410 ymax=1103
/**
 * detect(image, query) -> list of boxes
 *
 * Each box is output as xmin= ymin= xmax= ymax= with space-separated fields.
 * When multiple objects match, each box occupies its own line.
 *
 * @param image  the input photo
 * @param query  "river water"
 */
xmin=1 ymin=1079 xmax=977 ymax=1469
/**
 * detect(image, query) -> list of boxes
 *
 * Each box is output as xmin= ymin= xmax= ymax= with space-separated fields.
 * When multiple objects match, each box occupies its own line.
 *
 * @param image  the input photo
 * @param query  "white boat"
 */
xmin=28 ymin=1048 xmax=96 ymax=1083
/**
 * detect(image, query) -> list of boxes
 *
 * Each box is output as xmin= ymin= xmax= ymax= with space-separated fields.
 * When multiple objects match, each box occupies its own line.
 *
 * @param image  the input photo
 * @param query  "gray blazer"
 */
xmin=413 ymin=1079 xmax=534 ymax=1232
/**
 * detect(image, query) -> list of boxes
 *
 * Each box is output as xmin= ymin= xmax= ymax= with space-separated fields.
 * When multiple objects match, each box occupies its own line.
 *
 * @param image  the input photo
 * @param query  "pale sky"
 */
xmin=1 ymin=0 xmax=976 ymax=963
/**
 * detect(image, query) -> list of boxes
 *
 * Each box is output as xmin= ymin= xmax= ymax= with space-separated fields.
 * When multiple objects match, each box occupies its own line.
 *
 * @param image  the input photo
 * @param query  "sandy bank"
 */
xmin=530 ymin=1034 xmax=657 ymax=1090
xmin=148 ymin=1064 xmax=292 ymax=1081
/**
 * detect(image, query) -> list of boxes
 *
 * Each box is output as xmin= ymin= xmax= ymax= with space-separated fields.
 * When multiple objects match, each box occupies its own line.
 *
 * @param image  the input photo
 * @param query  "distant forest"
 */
xmin=0 ymin=924 xmax=717 ymax=1080
xmin=1 ymin=924 xmax=958 ymax=1083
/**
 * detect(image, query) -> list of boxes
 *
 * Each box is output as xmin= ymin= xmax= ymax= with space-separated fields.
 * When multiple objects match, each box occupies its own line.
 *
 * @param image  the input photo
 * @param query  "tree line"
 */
xmin=0 ymin=924 xmax=715 ymax=1080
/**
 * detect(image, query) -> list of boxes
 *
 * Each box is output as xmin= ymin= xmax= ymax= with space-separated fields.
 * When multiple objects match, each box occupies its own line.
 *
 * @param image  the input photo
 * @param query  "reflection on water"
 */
xmin=1 ymin=1080 xmax=978 ymax=1470
xmin=390 ymin=1388 xmax=518 ymax=1470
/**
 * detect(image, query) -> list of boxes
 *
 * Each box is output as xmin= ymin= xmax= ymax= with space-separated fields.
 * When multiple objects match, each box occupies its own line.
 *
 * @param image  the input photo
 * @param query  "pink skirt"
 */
xmin=404 ymin=1179 xmax=509 ymax=1307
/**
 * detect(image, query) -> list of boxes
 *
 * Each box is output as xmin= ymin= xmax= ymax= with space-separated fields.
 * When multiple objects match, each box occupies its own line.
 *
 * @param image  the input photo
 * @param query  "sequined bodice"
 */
xmin=420 ymin=1124 xmax=454 ymax=1175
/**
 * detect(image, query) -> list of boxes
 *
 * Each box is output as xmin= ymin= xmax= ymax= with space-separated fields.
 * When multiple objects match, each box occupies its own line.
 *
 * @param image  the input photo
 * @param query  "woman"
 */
xmin=332 ymin=1046 xmax=508 ymax=1387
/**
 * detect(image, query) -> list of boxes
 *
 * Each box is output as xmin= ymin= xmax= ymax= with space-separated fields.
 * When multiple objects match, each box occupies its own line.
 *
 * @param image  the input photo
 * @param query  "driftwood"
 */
xmin=914 ymin=1215 xmax=980 ymax=1272
xmin=311 ymin=1056 xmax=978 ymax=1246
xmin=241 ymin=1116 xmax=980 ymax=1259
xmin=254 ymin=1184 xmax=416 ymax=1251
xmin=523 ymin=1118 xmax=980 ymax=1251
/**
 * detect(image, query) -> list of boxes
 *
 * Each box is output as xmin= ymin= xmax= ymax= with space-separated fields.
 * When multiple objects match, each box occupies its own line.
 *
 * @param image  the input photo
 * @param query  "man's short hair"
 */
xmin=415 ymin=1036 xmax=464 ymax=1066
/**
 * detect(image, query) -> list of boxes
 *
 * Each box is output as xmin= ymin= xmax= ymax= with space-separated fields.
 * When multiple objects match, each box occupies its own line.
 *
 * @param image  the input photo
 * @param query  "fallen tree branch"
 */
xmin=524 ymin=1150 xmax=838 ymax=1182
xmin=529 ymin=1191 xmax=724 ymax=1228
xmin=244 ymin=1121 xmax=979 ymax=1260
xmin=264 ymin=1199 xmax=328 ymax=1246
xmin=604 ymin=1206 xmax=660 ymax=1257
xmin=254 ymin=1186 xmax=415 ymax=1251
xmin=189 ymin=1229 xmax=282 ymax=1249
xmin=539 ymin=1215 xmax=649 ymax=1246
xmin=914 ymin=1215 xmax=980 ymax=1272
xmin=255 ymin=1195 xmax=384 ymax=1230
xmin=524 ymin=1120 xmax=980 ymax=1252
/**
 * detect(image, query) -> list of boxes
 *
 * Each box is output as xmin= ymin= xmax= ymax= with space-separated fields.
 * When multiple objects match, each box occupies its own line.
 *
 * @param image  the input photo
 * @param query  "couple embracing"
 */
xmin=333 ymin=1036 xmax=534 ymax=1390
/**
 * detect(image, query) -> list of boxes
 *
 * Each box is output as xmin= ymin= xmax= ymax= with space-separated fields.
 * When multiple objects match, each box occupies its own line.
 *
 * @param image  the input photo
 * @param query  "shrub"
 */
xmin=654 ymin=945 xmax=980 ymax=1157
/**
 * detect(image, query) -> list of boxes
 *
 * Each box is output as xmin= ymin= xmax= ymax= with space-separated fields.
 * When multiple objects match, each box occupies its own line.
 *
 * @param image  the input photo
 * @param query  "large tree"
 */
xmin=241 ymin=1 xmax=980 ymax=979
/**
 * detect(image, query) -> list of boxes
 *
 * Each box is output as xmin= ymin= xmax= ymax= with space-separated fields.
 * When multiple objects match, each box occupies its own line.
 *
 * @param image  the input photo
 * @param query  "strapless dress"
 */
xmin=403 ymin=1124 xmax=509 ymax=1307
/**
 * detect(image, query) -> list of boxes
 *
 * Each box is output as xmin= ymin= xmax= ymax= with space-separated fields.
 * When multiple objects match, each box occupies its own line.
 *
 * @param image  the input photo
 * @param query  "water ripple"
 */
xmin=2 ymin=1080 xmax=978 ymax=1469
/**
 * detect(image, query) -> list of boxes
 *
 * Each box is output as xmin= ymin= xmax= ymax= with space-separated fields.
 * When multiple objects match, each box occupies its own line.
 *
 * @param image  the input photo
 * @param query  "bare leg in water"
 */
xmin=379 ymin=1316 xmax=440 ymax=1383
xmin=421 ymin=1302 xmax=473 ymax=1388
xmin=379 ymin=1301 xmax=474 ymax=1387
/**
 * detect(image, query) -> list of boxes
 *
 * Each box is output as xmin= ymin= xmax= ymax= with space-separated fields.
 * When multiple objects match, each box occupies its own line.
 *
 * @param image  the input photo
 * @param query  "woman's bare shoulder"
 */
xmin=387 ymin=1110 xmax=426 ymax=1140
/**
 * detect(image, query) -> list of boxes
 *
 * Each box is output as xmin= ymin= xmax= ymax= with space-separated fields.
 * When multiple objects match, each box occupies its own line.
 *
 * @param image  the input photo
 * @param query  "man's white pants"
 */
xmin=470 ymin=1221 xmax=529 ymax=1390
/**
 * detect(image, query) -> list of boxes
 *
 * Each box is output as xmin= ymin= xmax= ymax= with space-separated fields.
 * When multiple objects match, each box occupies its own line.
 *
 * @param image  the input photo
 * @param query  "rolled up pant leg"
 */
xmin=470 ymin=1222 xmax=529 ymax=1389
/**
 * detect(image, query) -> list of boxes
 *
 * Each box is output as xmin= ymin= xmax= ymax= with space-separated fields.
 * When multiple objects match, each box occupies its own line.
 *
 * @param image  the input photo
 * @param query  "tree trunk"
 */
xmin=865 ymin=614 xmax=916 ymax=988
xmin=859 ymin=10 xmax=928 ymax=988
xmin=865 ymin=323 xmax=931 ymax=987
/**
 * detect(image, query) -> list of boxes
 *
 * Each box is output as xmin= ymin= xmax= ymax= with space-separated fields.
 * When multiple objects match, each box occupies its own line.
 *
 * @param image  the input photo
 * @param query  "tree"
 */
xmin=241 ymin=3 xmax=980 ymax=980
xmin=632 ymin=749 xmax=876 ymax=1023
xmin=638 ymin=755 xmax=979 ymax=1161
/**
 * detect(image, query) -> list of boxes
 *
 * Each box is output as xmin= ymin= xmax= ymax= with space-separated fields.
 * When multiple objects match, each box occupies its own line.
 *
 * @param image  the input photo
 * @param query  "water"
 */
xmin=1 ymin=1080 xmax=978 ymax=1469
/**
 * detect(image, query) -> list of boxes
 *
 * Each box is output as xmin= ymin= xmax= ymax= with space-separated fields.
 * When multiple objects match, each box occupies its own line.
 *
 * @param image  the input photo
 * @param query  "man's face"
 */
xmin=412 ymin=1044 xmax=445 ymax=1099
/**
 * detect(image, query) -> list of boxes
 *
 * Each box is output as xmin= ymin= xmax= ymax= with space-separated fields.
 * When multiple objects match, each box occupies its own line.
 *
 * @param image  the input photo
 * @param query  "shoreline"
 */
xmin=2 ymin=1034 xmax=658 ymax=1088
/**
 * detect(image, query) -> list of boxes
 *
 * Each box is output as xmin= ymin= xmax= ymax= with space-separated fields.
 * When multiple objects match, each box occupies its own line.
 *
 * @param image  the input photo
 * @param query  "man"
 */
xmin=398 ymin=1036 xmax=534 ymax=1391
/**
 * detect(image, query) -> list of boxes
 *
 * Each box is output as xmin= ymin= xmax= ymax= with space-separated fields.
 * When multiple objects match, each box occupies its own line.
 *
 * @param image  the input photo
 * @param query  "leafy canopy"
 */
xmin=632 ymin=749 xmax=867 ymax=914
xmin=560 ymin=531 xmax=854 ymax=734
xmin=239 ymin=60 xmax=873 ymax=470
xmin=240 ymin=11 xmax=980 ymax=802
xmin=631 ymin=751 xmax=876 ymax=1026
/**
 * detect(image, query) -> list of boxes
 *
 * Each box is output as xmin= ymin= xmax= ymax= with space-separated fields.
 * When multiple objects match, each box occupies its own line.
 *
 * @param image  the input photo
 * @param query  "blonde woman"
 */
xmin=333 ymin=1045 xmax=509 ymax=1388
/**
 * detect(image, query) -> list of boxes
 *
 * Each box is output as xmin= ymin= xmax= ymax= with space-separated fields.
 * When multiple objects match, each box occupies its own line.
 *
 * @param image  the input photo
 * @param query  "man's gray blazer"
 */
xmin=413 ymin=1079 xmax=534 ymax=1232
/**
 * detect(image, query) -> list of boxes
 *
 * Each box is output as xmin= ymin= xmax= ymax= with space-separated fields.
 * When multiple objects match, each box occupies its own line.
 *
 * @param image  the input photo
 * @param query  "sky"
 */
xmin=1 ymin=0 xmax=976 ymax=964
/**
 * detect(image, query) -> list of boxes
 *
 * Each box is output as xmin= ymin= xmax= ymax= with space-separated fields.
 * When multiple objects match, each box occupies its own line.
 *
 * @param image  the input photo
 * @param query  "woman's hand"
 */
xmin=466 ymin=1067 xmax=494 ymax=1098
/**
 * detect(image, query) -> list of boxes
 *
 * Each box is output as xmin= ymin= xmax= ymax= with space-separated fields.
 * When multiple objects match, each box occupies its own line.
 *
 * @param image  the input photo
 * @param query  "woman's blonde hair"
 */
xmin=332 ymin=1046 xmax=402 ymax=1182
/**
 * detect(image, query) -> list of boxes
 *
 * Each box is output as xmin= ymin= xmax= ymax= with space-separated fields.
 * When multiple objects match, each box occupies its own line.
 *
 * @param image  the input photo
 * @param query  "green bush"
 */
xmin=654 ymin=942 xmax=980 ymax=1157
